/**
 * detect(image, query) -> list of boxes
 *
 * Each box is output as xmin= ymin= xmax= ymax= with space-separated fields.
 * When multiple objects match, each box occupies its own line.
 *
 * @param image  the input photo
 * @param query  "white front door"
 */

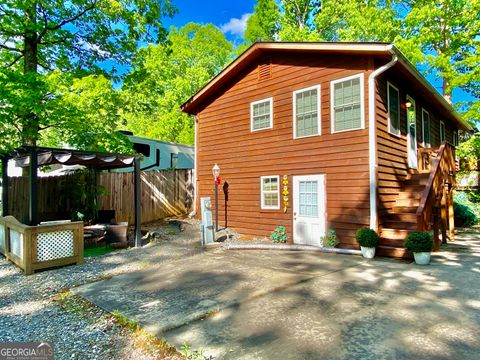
xmin=293 ymin=175 xmax=326 ymax=246
xmin=407 ymin=96 xmax=418 ymax=168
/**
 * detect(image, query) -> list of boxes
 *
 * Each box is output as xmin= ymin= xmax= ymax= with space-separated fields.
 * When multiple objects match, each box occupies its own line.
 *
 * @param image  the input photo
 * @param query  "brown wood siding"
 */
xmin=196 ymin=53 xmax=371 ymax=248
xmin=376 ymin=68 xmax=461 ymax=222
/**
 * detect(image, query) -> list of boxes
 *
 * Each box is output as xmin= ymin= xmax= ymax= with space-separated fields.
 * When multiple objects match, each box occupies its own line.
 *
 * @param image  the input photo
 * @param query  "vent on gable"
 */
xmin=257 ymin=61 xmax=271 ymax=81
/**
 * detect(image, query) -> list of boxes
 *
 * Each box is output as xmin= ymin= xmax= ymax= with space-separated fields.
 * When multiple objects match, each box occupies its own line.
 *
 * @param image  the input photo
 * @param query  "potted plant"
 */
xmin=355 ymin=227 xmax=379 ymax=259
xmin=404 ymin=232 xmax=434 ymax=265
xmin=321 ymin=229 xmax=339 ymax=248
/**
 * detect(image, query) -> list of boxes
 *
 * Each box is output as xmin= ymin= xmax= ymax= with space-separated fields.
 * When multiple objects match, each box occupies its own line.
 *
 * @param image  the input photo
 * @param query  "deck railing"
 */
xmin=0 ymin=216 xmax=84 ymax=275
xmin=416 ymin=143 xmax=456 ymax=247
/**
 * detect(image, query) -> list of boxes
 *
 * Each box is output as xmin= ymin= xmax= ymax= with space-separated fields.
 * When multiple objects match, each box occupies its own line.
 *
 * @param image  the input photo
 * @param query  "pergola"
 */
xmin=1 ymin=146 xmax=142 ymax=247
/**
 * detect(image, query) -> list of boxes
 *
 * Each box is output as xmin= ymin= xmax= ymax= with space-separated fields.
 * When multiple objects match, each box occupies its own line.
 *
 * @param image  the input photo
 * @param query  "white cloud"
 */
xmin=220 ymin=13 xmax=251 ymax=38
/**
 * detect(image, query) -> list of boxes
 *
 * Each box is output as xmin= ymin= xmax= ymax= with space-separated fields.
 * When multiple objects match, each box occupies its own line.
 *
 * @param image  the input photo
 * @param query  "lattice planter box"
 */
xmin=0 ymin=216 xmax=84 ymax=275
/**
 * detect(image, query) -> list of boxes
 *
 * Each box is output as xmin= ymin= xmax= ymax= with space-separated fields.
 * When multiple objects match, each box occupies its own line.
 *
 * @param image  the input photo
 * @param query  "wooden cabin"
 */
xmin=181 ymin=42 xmax=472 ymax=257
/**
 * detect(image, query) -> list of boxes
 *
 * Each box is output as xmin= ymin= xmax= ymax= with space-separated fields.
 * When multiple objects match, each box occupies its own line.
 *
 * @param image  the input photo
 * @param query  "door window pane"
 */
xmin=299 ymin=180 xmax=318 ymax=217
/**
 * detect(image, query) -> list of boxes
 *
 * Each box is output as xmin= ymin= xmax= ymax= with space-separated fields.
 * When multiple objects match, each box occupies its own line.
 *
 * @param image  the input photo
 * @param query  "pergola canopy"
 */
xmin=9 ymin=146 xmax=136 ymax=170
xmin=1 ymin=146 xmax=142 ymax=247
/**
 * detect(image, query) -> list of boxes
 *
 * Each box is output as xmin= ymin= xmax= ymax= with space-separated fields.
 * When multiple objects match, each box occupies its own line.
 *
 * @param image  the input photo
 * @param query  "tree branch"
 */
xmin=38 ymin=1 xmax=98 ymax=40
xmin=7 ymin=54 xmax=23 ymax=67
xmin=0 ymin=43 xmax=23 ymax=53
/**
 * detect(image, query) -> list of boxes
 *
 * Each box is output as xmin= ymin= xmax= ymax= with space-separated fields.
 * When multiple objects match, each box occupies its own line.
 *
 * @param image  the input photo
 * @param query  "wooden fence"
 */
xmin=7 ymin=169 xmax=194 ymax=224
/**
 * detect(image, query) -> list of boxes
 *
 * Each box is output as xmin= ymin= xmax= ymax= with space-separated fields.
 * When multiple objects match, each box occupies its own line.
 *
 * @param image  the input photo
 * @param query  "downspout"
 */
xmin=190 ymin=116 xmax=198 ymax=217
xmin=368 ymin=52 xmax=398 ymax=231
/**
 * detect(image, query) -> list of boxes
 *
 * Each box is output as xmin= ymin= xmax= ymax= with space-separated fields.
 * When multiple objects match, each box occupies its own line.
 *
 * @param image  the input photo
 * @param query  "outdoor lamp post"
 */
xmin=212 ymin=163 xmax=220 ymax=232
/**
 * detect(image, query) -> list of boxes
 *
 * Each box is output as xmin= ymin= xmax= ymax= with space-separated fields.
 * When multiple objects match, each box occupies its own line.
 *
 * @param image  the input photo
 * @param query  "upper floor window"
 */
xmin=260 ymin=176 xmax=280 ymax=210
xmin=453 ymin=129 xmax=459 ymax=146
xmin=440 ymin=121 xmax=446 ymax=144
xmin=331 ymin=73 xmax=365 ymax=133
xmin=422 ymin=109 xmax=431 ymax=147
xmin=387 ymin=82 xmax=400 ymax=136
xmin=293 ymin=85 xmax=321 ymax=138
xmin=251 ymin=98 xmax=273 ymax=131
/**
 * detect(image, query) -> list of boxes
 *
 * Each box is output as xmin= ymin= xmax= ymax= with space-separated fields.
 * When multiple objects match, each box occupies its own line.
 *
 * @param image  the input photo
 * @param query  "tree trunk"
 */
xmin=443 ymin=77 xmax=452 ymax=104
xmin=22 ymin=2 xmax=39 ymax=147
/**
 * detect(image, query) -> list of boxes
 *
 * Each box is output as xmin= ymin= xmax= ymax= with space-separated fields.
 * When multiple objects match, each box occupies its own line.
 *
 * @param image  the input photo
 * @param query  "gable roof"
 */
xmin=181 ymin=42 xmax=471 ymax=131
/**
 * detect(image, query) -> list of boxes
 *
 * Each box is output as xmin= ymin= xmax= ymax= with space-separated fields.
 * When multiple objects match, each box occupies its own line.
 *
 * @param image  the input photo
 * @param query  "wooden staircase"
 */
xmin=378 ymin=144 xmax=456 ymax=258
xmin=378 ymin=173 xmax=429 ymax=258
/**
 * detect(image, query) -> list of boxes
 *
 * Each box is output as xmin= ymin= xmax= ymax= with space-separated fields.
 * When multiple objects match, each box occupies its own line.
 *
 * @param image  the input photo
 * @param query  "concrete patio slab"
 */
xmin=74 ymin=229 xmax=480 ymax=359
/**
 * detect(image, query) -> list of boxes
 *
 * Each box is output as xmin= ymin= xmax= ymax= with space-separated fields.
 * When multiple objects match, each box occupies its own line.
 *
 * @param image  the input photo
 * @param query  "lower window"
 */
xmin=261 ymin=176 xmax=280 ymax=209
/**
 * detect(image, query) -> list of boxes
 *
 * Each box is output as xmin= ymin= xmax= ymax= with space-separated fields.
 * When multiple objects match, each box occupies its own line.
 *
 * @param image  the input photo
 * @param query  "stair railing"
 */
xmin=416 ymin=143 xmax=456 ymax=231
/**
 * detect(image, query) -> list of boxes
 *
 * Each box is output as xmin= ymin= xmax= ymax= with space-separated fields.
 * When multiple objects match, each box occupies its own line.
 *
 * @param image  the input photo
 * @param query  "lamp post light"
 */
xmin=212 ymin=163 xmax=220 ymax=232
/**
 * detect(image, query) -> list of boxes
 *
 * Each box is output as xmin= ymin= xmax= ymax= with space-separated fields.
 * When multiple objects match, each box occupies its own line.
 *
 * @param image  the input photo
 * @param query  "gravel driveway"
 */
xmin=0 ymin=219 xmax=202 ymax=360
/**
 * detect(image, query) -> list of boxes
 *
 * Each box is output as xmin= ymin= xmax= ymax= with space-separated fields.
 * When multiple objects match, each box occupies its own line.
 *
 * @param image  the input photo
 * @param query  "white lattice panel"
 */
xmin=0 ymin=224 xmax=5 ymax=254
xmin=37 ymin=230 xmax=74 ymax=262
xmin=9 ymin=229 xmax=23 ymax=259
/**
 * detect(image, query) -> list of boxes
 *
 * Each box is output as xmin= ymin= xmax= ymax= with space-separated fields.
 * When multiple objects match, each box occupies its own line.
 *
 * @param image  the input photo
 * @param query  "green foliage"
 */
xmin=404 ymin=232 xmax=434 ymax=253
xmin=180 ymin=342 xmax=211 ymax=360
xmin=355 ymin=227 xmax=380 ymax=248
xmin=122 ymin=23 xmax=233 ymax=144
xmin=271 ymin=225 xmax=287 ymax=243
xmin=321 ymin=229 xmax=339 ymax=248
xmin=453 ymin=192 xmax=479 ymax=227
xmin=244 ymin=0 xmax=280 ymax=42
xmin=0 ymin=0 xmax=176 ymax=152
xmin=457 ymin=134 xmax=480 ymax=170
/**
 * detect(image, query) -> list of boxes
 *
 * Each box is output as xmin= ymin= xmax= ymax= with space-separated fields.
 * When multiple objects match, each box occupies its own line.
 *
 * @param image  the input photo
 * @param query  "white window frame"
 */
xmin=387 ymin=82 xmax=401 ymax=137
xmin=293 ymin=85 xmax=321 ymax=139
xmin=330 ymin=73 xmax=365 ymax=134
xmin=453 ymin=129 xmax=459 ymax=146
xmin=250 ymin=97 xmax=273 ymax=132
xmin=440 ymin=120 xmax=446 ymax=144
xmin=260 ymin=175 xmax=280 ymax=210
xmin=422 ymin=108 xmax=431 ymax=148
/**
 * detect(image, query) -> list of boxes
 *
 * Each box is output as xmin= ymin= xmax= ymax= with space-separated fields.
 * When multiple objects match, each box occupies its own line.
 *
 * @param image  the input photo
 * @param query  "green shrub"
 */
xmin=453 ymin=192 xmax=479 ymax=227
xmin=355 ymin=227 xmax=379 ymax=247
xmin=271 ymin=226 xmax=287 ymax=243
xmin=321 ymin=229 xmax=339 ymax=248
xmin=453 ymin=201 xmax=478 ymax=226
xmin=404 ymin=232 xmax=433 ymax=253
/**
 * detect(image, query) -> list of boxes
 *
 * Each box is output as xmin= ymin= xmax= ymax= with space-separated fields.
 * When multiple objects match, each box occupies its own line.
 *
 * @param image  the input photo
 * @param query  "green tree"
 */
xmin=122 ymin=23 xmax=234 ymax=144
xmin=0 ymin=0 xmax=176 ymax=151
xmin=397 ymin=0 xmax=480 ymax=104
xmin=315 ymin=0 xmax=400 ymax=42
xmin=244 ymin=0 xmax=281 ymax=42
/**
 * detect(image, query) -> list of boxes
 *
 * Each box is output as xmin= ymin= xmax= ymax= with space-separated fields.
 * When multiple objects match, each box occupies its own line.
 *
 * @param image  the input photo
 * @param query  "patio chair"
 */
xmin=105 ymin=222 xmax=128 ymax=248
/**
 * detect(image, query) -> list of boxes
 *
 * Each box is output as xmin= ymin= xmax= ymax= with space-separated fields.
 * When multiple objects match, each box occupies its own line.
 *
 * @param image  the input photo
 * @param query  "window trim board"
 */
xmin=330 ymin=73 xmax=365 ymax=134
xmin=260 ymin=175 xmax=280 ymax=210
xmin=292 ymin=84 xmax=322 ymax=139
xmin=250 ymin=97 xmax=273 ymax=132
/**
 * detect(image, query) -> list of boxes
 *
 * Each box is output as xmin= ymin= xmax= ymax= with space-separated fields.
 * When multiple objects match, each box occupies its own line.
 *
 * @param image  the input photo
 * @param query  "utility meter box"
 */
xmin=200 ymin=197 xmax=214 ymax=245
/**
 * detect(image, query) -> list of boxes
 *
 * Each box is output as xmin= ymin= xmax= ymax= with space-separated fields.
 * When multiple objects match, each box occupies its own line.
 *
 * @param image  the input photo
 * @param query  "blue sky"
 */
xmin=156 ymin=0 xmax=473 ymax=106
xmin=163 ymin=0 xmax=256 ymax=43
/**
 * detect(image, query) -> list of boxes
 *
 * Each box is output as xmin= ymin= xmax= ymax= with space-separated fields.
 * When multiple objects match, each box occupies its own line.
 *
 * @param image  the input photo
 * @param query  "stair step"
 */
xmin=384 ymin=213 xmax=417 ymax=222
xmin=377 ymin=245 xmax=412 ymax=259
xmin=406 ymin=173 xmax=430 ymax=180
xmin=393 ymin=206 xmax=418 ymax=213
xmin=395 ymin=198 xmax=420 ymax=207
xmin=397 ymin=191 xmax=421 ymax=200
xmin=382 ymin=221 xmax=417 ymax=230
xmin=379 ymin=237 xmax=405 ymax=248
xmin=401 ymin=184 xmax=426 ymax=193
xmin=381 ymin=228 xmax=414 ymax=240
